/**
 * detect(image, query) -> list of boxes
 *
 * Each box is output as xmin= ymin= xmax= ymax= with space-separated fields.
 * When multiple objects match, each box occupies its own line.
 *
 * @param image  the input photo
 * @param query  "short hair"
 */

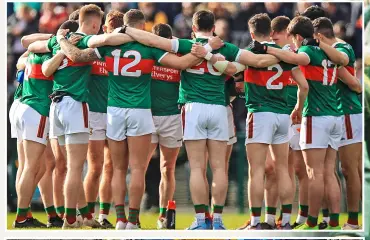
xmin=69 ymin=9 xmax=80 ymax=21
xmin=287 ymin=16 xmax=314 ymax=39
xmin=192 ymin=10 xmax=215 ymax=32
xmin=312 ymin=17 xmax=335 ymax=39
xmin=152 ymin=23 xmax=173 ymax=39
xmin=124 ymin=9 xmax=145 ymax=27
xmin=105 ymin=10 xmax=124 ymax=30
xmin=79 ymin=4 xmax=104 ymax=24
xmin=248 ymin=13 xmax=271 ymax=37
xmin=271 ymin=16 xmax=291 ymax=33
xmin=300 ymin=5 xmax=327 ymax=21
xmin=59 ymin=20 xmax=79 ymax=33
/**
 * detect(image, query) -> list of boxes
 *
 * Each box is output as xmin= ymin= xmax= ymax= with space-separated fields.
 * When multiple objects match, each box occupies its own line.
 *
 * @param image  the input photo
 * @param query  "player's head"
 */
xmin=69 ymin=9 xmax=80 ymax=21
xmin=192 ymin=10 xmax=215 ymax=34
xmin=152 ymin=23 xmax=173 ymax=39
xmin=300 ymin=5 xmax=327 ymax=21
xmin=248 ymin=13 xmax=271 ymax=40
xmin=79 ymin=4 xmax=104 ymax=35
xmin=271 ymin=16 xmax=291 ymax=47
xmin=287 ymin=16 xmax=314 ymax=48
xmin=312 ymin=17 xmax=335 ymax=43
xmin=59 ymin=20 xmax=79 ymax=33
xmin=103 ymin=10 xmax=124 ymax=34
xmin=124 ymin=9 xmax=145 ymax=30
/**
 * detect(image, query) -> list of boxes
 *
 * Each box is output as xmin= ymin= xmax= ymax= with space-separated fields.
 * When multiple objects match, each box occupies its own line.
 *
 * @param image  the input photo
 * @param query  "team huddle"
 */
xmin=9 ymin=3 xmax=362 ymax=230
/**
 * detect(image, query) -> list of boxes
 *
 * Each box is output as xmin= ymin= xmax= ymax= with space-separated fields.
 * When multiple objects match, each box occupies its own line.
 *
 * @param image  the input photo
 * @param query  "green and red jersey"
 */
xmin=151 ymin=62 xmax=181 ymax=116
xmin=48 ymin=33 xmax=93 ymax=103
xmin=89 ymin=60 xmax=108 ymax=113
xmin=334 ymin=42 xmax=362 ymax=115
xmin=95 ymin=42 xmax=167 ymax=109
xmin=244 ymin=42 xmax=296 ymax=114
xmin=298 ymin=45 xmax=342 ymax=117
xmin=20 ymin=52 xmax=54 ymax=116
xmin=13 ymin=83 xmax=23 ymax=100
xmin=173 ymin=38 xmax=241 ymax=105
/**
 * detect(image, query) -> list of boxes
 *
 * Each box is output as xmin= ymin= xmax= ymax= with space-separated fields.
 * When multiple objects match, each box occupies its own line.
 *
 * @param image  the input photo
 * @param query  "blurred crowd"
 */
xmin=7 ymin=2 xmax=362 ymax=97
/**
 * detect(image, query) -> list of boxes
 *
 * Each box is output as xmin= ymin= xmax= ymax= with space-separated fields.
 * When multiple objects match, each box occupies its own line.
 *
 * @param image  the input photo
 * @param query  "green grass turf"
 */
xmin=7 ymin=212 xmax=361 ymax=230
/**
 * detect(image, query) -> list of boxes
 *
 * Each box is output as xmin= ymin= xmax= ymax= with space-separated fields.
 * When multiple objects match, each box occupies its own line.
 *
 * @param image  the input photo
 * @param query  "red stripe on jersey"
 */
xmin=299 ymin=65 xmax=337 ymax=83
xmin=91 ymin=61 xmax=108 ymax=76
xmin=244 ymin=68 xmax=292 ymax=87
xmin=105 ymin=57 xmax=155 ymax=74
xmin=247 ymin=113 xmax=253 ymax=139
xmin=345 ymin=66 xmax=355 ymax=76
xmin=344 ymin=114 xmax=353 ymax=139
xmin=37 ymin=116 xmax=47 ymax=138
xmin=82 ymin=103 xmax=89 ymax=128
xmin=151 ymin=65 xmax=181 ymax=83
xmin=28 ymin=64 xmax=53 ymax=81
xmin=306 ymin=116 xmax=312 ymax=144
xmin=181 ymin=105 xmax=186 ymax=132
xmin=64 ymin=58 xmax=92 ymax=67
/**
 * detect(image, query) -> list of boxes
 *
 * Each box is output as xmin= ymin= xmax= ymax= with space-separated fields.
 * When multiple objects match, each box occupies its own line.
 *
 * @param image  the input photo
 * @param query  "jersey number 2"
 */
xmin=266 ymin=64 xmax=283 ymax=90
xmin=111 ymin=49 xmax=141 ymax=77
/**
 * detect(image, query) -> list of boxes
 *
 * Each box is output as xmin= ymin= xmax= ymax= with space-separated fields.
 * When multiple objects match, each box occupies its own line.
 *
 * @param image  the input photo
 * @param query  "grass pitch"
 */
xmin=7 ymin=212 xmax=360 ymax=230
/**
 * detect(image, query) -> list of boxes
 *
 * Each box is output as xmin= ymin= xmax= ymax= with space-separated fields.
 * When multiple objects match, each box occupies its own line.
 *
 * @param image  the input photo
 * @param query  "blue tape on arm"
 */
xmin=16 ymin=70 xmax=24 ymax=84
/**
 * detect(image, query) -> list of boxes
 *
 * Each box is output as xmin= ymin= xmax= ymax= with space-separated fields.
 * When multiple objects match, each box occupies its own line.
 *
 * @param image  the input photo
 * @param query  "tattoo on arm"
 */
xmin=59 ymin=38 xmax=99 ymax=62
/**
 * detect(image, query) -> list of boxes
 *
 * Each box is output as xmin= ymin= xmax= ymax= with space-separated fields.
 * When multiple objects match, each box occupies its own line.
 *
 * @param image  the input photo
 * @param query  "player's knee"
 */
xmin=265 ymin=163 xmax=275 ymax=176
xmin=295 ymin=165 xmax=307 ymax=180
xmin=160 ymin=166 xmax=175 ymax=179
xmin=103 ymin=161 xmax=113 ymax=176
xmin=55 ymin=161 xmax=67 ymax=176
xmin=89 ymin=162 xmax=103 ymax=179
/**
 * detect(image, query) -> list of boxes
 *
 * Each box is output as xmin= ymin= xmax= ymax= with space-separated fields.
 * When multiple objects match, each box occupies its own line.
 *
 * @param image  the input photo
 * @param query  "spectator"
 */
xmin=105 ymin=2 xmax=132 ymax=14
xmin=334 ymin=20 xmax=347 ymax=41
xmin=321 ymin=2 xmax=351 ymax=24
xmin=264 ymin=3 xmax=294 ymax=19
xmin=296 ymin=2 xmax=314 ymax=15
xmin=139 ymin=2 xmax=168 ymax=32
xmin=39 ymin=3 xmax=68 ymax=33
xmin=7 ymin=4 xmax=38 ymax=84
xmin=207 ymin=3 xmax=233 ymax=28
xmin=215 ymin=18 xmax=231 ymax=42
xmin=173 ymin=2 xmax=195 ymax=39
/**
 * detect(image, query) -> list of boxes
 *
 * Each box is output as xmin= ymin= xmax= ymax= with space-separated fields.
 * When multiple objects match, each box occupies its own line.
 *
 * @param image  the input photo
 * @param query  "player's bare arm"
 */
xmin=21 ymin=33 xmax=53 ymax=48
xmin=125 ymin=26 xmax=224 ymax=53
xmin=291 ymin=67 xmax=309 ymax=124
xmin=42 ymin=51 xmax=66 ymax=77
xmin=28 ymin=40 xmax=50 ymax=53
xmin=59 ymin=38 xmax=99 ymax=63
xmin=86 ymin=33 xmax=134 ymax=48
xmin=160 ymin=53 xmax=203 ymax=70
xmin=16 ymin=51 xmax=29 ymax=70
xmin=267 ymin=47 xmax=310 ymax=66
xmin=337 ymin=67 xmax=362 ymax=94
xmin=319 ymin=41 xmax=349 ymax=66
xmin=238 ymin=49 xmax=279 ymax=68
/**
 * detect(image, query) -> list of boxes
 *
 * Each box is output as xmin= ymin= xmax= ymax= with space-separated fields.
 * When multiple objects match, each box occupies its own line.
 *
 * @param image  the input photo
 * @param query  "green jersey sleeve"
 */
xmin=47 ymin=36 xmax=57 ymax=52
xmin=76 ymin=35 xmax=93 ymax=49
xmin=298 ymin=46 xmax=313 ymax=64
xmin=223 ymin=42 xmax=241 ymax=62
xmin=176 ymin=39 xmax=193 ymax=54
xmin=94 ymin=46 xmax=111 ymax=60
xmin=151 ymin=47 xmax=167 ymax=62
xmin=41 ymin=53 xmax=53 ymax=63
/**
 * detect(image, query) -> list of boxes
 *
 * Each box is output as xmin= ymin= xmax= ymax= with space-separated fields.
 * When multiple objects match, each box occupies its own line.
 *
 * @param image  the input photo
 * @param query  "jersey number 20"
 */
xmin=111 ymin=49 xmax=142 ymax=77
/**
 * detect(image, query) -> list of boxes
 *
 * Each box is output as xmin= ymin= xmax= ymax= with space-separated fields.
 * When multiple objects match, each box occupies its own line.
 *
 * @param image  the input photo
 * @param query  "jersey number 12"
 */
xmin=111 ymin=49 xmax=142 ymax=77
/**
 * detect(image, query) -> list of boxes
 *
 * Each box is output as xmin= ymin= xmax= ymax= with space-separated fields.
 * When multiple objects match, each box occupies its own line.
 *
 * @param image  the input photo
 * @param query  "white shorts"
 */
xmin=339 ymin=113 xmax=362 ymax=147
xmin=245 ymin=112 xmax=290 ymax=145
xmin=106 ymin=107 xmax=155 ymax=141
xmin=182 ymin=102 xmax=228 ymax=141
xmin=152 ymin=114 xmax=182 ymax=148
xmin=49 ymin=96 xmax=90 ymax=138
xmin=299 ymin=116 xmax=343 ymax=150
xmin=227 ymin=105 xmax=237 ymax=145
xmin=289 ymin=124 xmax=301 ymax=151
xmin=9 ymin=99 xmax=21 ymax=139
xmin=15 ymin=102 xmax=49 ymax=145
xmin=89 ymin=111 xmax=107 ymax=141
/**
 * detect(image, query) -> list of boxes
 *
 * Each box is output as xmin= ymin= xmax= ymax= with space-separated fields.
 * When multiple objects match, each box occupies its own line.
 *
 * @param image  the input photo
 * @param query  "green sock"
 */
xmin=282 ymin=204 xmax=292 ymax=214
xmin=88 ymin=202 xmax=95 ymax=214
xmin=79 ymin=206 xmax=92 ymax=219
xmin=307 ymin=215 xmax=318 ymax=227
xmin=128 ymin=208 xmax=139 ymax=224
xmin=159 ymin=207 xmax=166 ymax=218
xmin=250 ymin=207 xmax=262 ymax=217
xmin=266 ymin=207 xmax=277 ymax=215
xmin=212 ymin=205 xmax=224 ymax=214
xmin=348 ymin=212 xmax=359 ymax=225
xmin=16 ymin=208 xmax=28 ymax=222
xmin=329 ymin=213 xmax=339 ymax=227
xmin=100 ymin=202 xmax=111 ymax=215
xmin=299 ymin=204 xmax=309 ymax=217
xmin=322 ymin=208 xmax=329 ymax=217
xmin=45 ymin=205 xmax=57 ymax=218
xmin=65 ymin=208 xmax=76 ymax=224
xmin=115 ymin=204 xmax=127 ymax=222
xmin=194 ymin=204 xmax=205 ymax=214
xmin=56 ymin=206 xmax=65 ymax=215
